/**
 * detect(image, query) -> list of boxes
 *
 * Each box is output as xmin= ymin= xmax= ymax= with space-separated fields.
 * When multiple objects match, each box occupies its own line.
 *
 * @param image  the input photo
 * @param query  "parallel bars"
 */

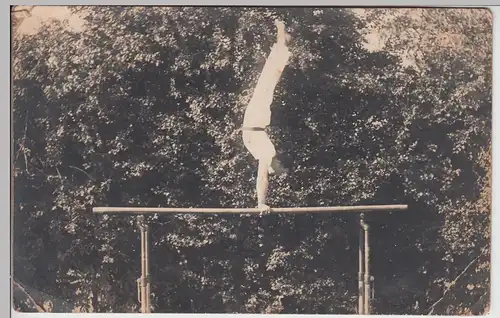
xmin=93 ymin=204 xmax=408 ymax=314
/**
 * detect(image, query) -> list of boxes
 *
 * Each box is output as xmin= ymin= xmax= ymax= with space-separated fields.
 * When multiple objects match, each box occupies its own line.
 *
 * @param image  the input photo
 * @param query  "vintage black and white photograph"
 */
xmin=12 ymin=6 xmax=491 ymax=315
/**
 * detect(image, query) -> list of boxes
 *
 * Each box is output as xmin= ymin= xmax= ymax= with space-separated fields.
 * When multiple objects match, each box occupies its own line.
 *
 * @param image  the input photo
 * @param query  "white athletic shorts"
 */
xmin=242 ymin=130 xmax=276 ymax=166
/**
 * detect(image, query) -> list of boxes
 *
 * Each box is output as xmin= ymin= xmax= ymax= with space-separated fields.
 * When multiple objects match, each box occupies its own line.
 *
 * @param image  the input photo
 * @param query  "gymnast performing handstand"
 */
xmin=241 ymin=20 xmax=292 ymax=214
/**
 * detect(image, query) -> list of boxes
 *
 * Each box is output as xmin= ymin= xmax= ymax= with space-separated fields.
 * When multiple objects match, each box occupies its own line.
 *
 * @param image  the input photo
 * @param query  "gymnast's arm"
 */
xmin=256 ymin=160 xmax=270 ymax=211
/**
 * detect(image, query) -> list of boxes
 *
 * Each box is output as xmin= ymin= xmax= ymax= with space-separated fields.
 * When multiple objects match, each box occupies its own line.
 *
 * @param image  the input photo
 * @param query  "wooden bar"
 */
xmin=92 ymin=204 xmax=408 ymax=214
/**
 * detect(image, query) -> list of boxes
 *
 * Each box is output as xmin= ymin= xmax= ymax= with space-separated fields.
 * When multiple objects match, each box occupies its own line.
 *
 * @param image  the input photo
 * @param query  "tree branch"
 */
xmin=11 ymin=6 xmax=34 ymax=16
xmin=14 ymin=110 xmax=30 ymax=173
xmin=426 ymin=252 xmax=484 ymax=315
xmin=69 ymin=165 xmax=96 ymax=181
xmin=12 ymin=280 xmax=46 ymax=312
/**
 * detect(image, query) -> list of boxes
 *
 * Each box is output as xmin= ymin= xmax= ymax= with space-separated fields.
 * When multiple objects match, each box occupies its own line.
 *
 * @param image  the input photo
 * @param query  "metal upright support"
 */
xmin=136 ymin=215 xmax=151 ymax=313
xmin=360 ymin=213 xmax=371 ymax=315
xmin=358 ymin=214 xmax=365 ymax=315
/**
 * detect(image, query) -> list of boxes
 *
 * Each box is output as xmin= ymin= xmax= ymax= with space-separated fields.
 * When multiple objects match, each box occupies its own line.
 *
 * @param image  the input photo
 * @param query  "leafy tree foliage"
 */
xmin=13 ymin=7 xmax=491 ymax=314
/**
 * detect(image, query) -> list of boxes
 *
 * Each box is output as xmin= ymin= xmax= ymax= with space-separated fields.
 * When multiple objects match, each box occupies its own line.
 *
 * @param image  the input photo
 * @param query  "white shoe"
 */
xmin=275 ymin=20 xmax=292 ymax=45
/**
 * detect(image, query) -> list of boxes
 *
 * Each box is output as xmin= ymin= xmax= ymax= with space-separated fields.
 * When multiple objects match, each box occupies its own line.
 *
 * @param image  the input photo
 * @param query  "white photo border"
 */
xmin=7 ymin=2 xmax=497 ymax=318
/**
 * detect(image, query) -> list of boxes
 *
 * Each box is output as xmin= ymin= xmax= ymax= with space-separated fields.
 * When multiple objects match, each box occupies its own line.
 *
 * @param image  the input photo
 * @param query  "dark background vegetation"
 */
xmin=12 ymin=6 xmax=491 ymax=315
